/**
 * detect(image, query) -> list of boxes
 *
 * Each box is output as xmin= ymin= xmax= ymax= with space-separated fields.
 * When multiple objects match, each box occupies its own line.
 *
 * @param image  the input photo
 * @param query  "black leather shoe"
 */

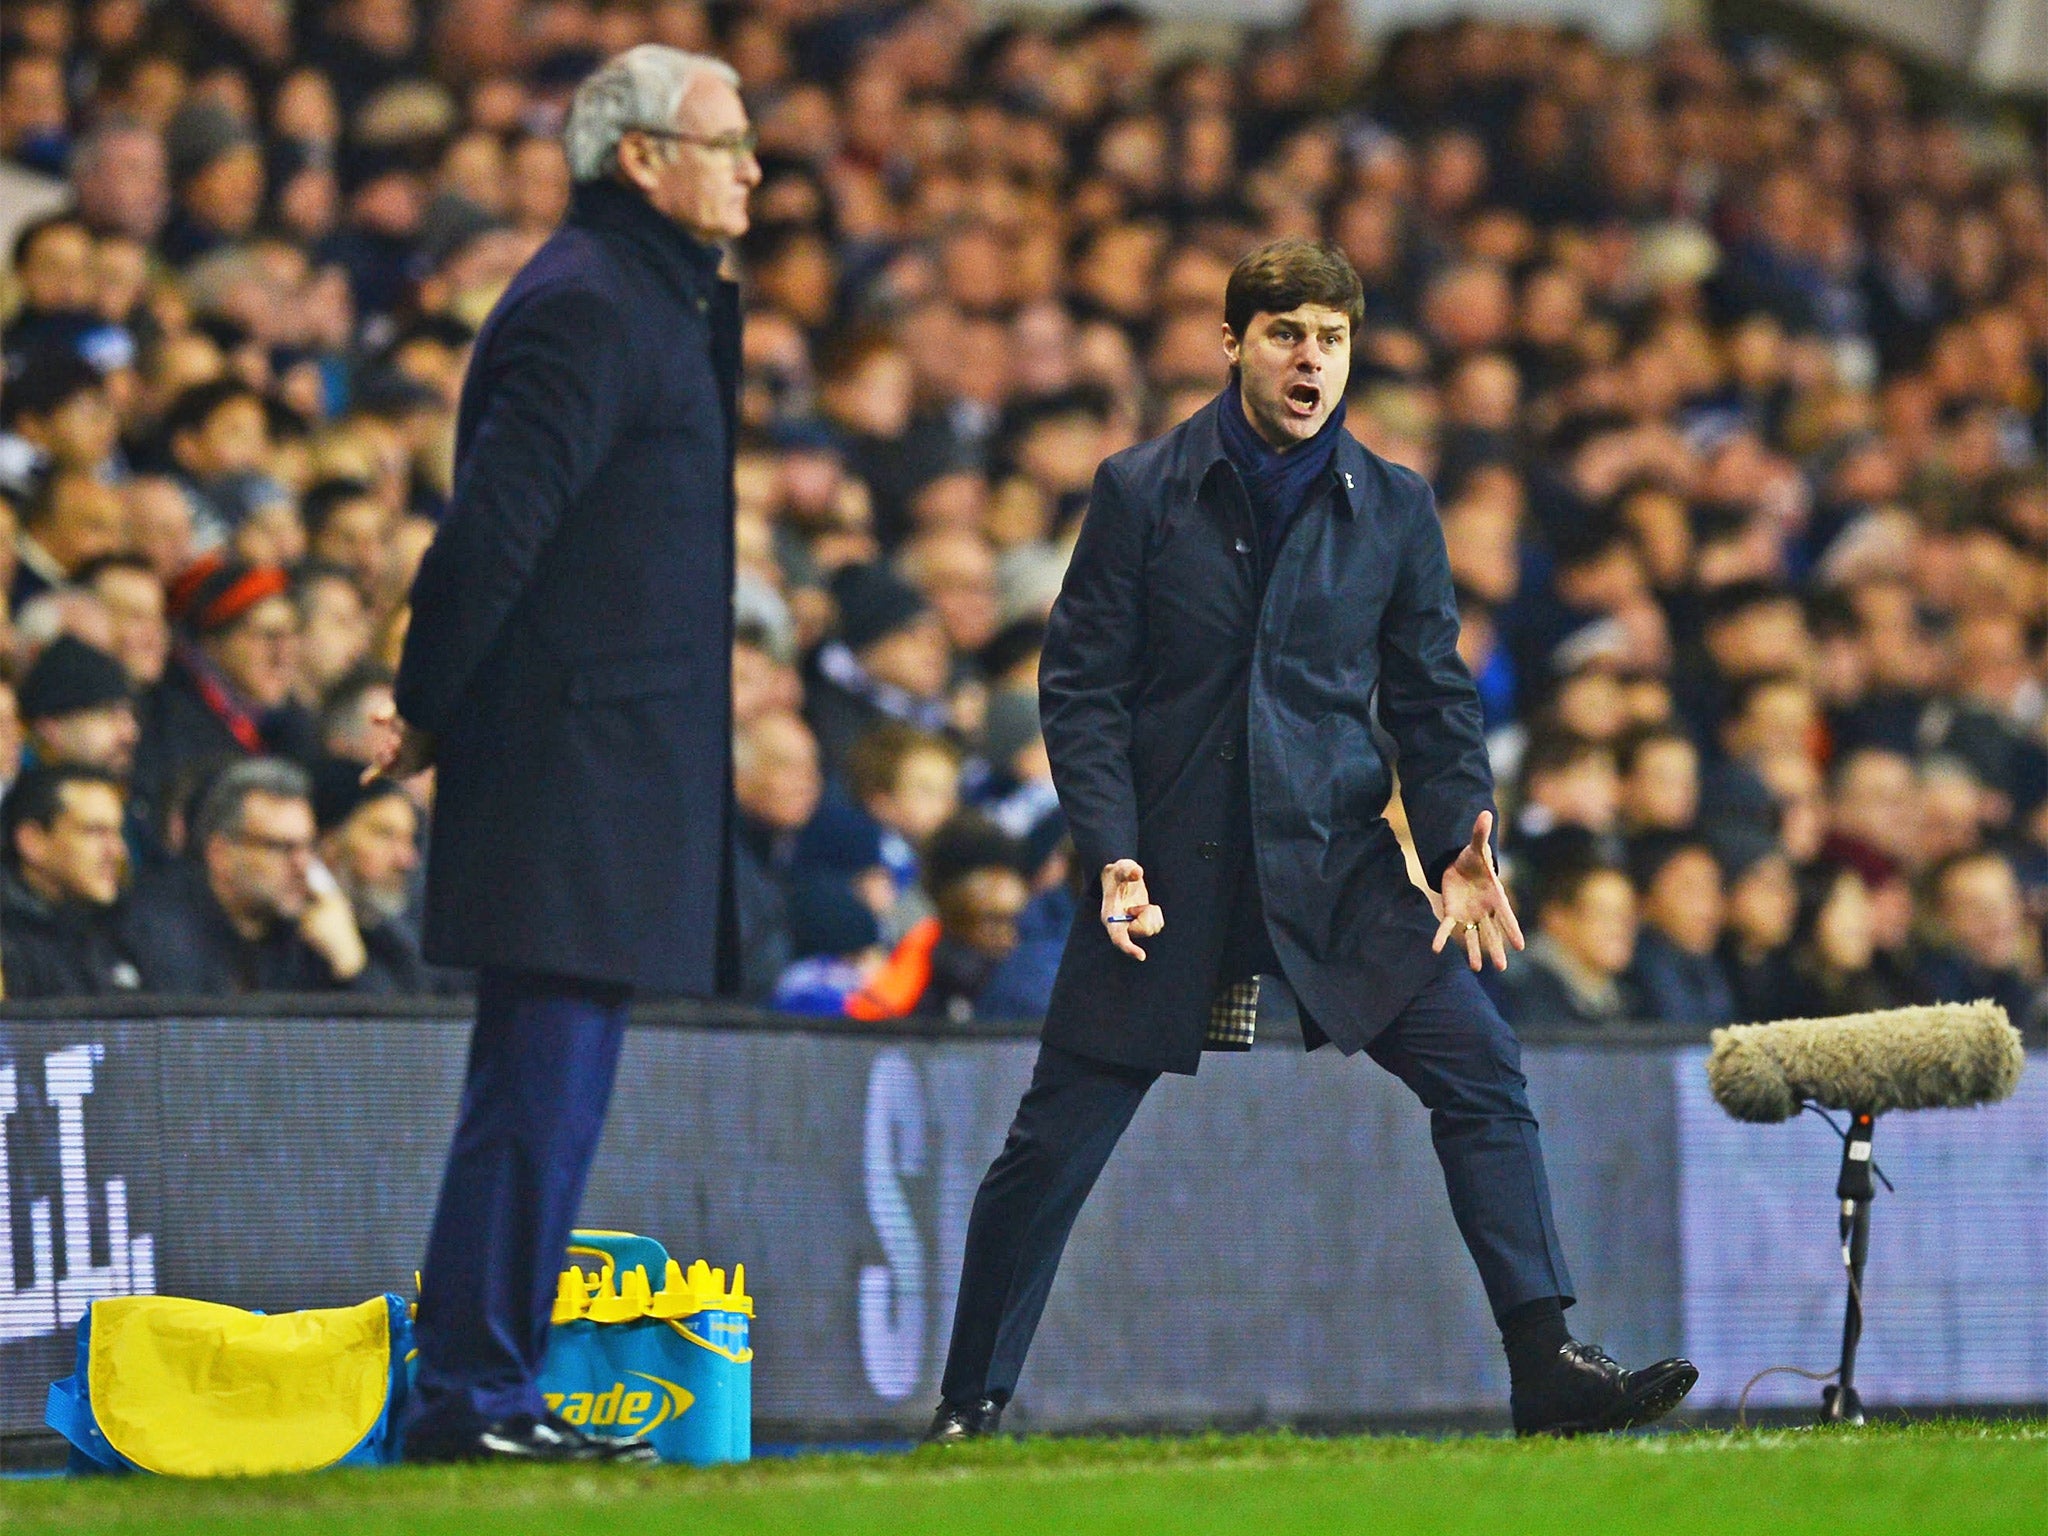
xmin=1511 ymin=1341 xmax=1698 ymax=1437
xmin=407 ymin=1413 xmax=659 ymax=1465
xmin=921 ymin=1396 xmax=1004 ymax=1445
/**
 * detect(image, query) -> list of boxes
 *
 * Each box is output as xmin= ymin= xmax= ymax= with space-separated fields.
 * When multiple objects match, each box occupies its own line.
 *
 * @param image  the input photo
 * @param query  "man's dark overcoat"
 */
xmin=1040 ymin=394 xmax=1494 ymax=1074
xmin=396 ymin=180 xmax=740 ymax=993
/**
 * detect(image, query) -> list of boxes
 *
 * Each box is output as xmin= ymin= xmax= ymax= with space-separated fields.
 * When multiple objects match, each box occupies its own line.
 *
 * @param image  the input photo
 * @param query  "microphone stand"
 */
xmin=1821 ymin=1111 xmax=1875 ymax=1425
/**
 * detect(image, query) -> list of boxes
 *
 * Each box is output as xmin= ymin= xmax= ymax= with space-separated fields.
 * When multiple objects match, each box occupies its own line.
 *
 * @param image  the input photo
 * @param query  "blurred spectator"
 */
xmin=160 ymin=380 xmax=272 ymax=538
xmin=293 ymin=562 xmax=373 ymax=706
xmin=0 ymin=6 xmax=2043 ymax=1011
xmin=1626 ymin=834 xmax=1737 ymax=1026
xmin=770 ymin=878 xmax=885 ymax=1016
xmin=844 ymin=812 xmax=1037 ymax=1023
xmin=807 ymin=561 xmax=953 ymax=772
xmin=123 ymin=757 xmax=380 ymax=993
xmin=1716 ymin=832 xmax=1801 ymax=1022
xmin=78 ymin=553 xmax=170 ymax=687
xmin=1917 ymin=851 xmax=2043 ymax=1026
xmin=0 ymin=764 xmax=143 ymax=997
xmin=133 ymin=557 xmax=317 ymax=840
xmin=15 ymin=468 xmax=127 ymax=607
xmin=844 ymin=720 xmax=960 ymax=931
xmin=311 ymin=758 xmax=430 ymax=993
xmin=18 ymin=634 xmax=136 ymax=777
xmin=1787 ymin=861 xmax=1918 ymax=1017
xmin=316 ymin=663 xmax=395 ymax=760
xmin=1618 ymin=725 xmax=1699 ymax=835
xmin=1512 ymin=731 xmax=1620 ymax=848
xmin=1491 ymin=849 xmax=1640 ymax=1029
xmin=302 ymin=477 xmax=391 ymax=595
xmin=3 ymin=350 xmax=121 ymax=484
xmin=733 ymin=710 xmax=823 ymax=1001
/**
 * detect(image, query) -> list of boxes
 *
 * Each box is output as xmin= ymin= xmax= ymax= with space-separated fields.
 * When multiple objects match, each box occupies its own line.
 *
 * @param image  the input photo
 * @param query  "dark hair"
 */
xmin=1627 ymin=831 xmax=1717 ymax=893
xmin=1522 ymin=832 xmax=1627 ymax=921
xmin=300 ymin=477 xmax=380 ymax=539
xmin=921 ymin=811 xmax=1031 ymax=901
xmin=1616 ymin=724 xmax=1694 ymax=776
xmin=161 ymin=378 xmax=265 ymax=443
xmin=73 ymin=551 xmax=159 ymax=588
xmin=1724 ymin=672 xmax=1808 ymax=726
xmin=1223 ymin=239 xmax=1366 ymax=342
xmin=318 ymin=661 xmax=395 ymax=733
xmin=1520 ymin=729 xmax=1611 ymax=785
xmin=0 ymin=349 xmax=104 ymax=427
xmin=2 ymin=764 xmax=124 ymax=870
xmin=1700 ymin=580 xmax=1796 ymax=630
xmin=10 ymin=210 xmax=88 ymax=274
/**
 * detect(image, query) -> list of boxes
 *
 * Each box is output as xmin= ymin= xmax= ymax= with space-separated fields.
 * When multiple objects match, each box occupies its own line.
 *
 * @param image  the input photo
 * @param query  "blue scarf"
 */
xmin=1216 ymin=378 xmax=1348 ymax=571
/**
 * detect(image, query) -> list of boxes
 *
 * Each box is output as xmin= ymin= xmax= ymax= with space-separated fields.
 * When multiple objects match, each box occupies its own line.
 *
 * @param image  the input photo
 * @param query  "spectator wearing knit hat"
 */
xmin=311 ymin=756 xmax=434 ymax=995
xmin=131 ymin=555 xmax=318 ymax=845
xmin=20 ymin=635 xmax=138 ymax=778
xmin=806 ymin=561 xmax=955 ymax=775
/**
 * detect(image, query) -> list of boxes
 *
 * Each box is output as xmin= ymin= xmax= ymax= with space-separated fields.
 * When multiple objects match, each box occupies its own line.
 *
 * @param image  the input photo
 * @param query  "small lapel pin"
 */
xmin=1342 ymin=471 xmax=1355 ymax=489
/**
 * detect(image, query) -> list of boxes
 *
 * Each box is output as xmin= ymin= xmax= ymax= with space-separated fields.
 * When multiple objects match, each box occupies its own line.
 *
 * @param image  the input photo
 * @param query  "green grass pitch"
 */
xmin=6 ymin=1424 xmax=2047 ymax=1535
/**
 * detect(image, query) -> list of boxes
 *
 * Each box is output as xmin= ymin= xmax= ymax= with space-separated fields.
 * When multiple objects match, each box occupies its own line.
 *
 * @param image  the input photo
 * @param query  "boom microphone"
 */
xmin=1705 ymin=1000 xmax=2026 ymax=1425
xmin=1706 ymin=1000 xmax=2024 ymax=1124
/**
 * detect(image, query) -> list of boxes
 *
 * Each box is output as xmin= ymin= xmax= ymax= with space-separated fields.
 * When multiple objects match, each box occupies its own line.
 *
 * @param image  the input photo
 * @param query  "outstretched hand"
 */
xmin=1431 ymin=811 xmax=1525 ymax=972
xmin=1100 ymin=858 xmax=1164 ymax=961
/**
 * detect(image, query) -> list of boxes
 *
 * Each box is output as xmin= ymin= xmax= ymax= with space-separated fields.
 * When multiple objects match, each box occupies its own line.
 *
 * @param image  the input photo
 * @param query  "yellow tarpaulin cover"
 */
xmin=87 ymin=1294 xmax=391 ymax=1477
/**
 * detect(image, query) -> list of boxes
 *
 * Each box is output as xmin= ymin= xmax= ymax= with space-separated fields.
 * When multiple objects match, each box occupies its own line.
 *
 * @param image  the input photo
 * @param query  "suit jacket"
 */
xmin=396 ymin=180 xmax=740 ymax=993
xmin=1040 ymin=394 xmax=1494 ymax=1074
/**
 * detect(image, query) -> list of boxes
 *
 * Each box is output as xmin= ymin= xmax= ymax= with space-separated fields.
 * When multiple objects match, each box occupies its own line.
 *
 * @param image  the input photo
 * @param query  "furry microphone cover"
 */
xmin=1706 ymin=1001 xmax=2024 ymax=1123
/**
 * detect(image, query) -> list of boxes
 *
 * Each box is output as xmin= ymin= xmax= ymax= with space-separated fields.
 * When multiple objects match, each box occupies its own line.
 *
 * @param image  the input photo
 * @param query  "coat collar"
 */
xmin=1188 ymin=390 xmax=1371 ymax=518
xmin=568 ymin=178 xmax=727 ymax=298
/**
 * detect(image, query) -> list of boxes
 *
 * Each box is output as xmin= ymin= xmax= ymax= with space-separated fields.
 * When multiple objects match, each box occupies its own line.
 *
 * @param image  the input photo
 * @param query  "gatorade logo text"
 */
xmin=0 ymin=1044 xmax=157 ymax=1343
xmin=546 ymin=1371 xmax=694 ymax=1431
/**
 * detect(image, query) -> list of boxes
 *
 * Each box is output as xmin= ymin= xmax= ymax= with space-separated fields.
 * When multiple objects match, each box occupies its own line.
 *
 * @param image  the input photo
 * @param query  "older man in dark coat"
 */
xmin=369 ymin=45 xmax=757 ymax=1464
xmin=927 ymin=242 xmax=1696 ymax=1443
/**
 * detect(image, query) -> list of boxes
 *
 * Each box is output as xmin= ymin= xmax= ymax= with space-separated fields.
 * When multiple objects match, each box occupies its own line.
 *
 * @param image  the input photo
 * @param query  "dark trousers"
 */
xmin=938 ymin=958 xmax=1575 ymax=1406
xmin=405 ymin=968 xmax=631 ymax=1440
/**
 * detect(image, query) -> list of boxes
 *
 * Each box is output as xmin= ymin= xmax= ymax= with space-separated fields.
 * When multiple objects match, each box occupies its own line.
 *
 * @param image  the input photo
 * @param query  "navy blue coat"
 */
xmin=1040 ymin=395 xmax=1494 ymax=1074
xmin=396 ymin=180 xmax=740 ymax=994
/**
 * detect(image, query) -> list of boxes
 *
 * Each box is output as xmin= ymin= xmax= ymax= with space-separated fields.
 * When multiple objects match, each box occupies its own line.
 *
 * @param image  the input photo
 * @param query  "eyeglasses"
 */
xmin=632 ymin=125 xmax=759 ymax=159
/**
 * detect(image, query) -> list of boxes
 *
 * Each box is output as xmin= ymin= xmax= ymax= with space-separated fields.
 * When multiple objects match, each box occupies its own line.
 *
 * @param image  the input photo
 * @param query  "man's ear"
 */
xmin=13 ymin=824 xmax=48 ymax=874
xmin=1220 ymin=322 xmax=1240 ymax=368
xmin=614 ymin=133 xmax=664 ymax=197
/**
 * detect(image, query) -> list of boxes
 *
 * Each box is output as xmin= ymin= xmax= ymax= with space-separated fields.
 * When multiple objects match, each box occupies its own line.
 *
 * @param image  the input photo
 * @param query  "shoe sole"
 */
xmin=1520 ymin=1358 xmax=1700 ymax=1437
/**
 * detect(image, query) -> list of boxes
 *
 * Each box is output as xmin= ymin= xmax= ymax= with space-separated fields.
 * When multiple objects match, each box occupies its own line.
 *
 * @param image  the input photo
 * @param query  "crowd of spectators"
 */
xmin=0 ymin=0 xmax=2043 ymax=1031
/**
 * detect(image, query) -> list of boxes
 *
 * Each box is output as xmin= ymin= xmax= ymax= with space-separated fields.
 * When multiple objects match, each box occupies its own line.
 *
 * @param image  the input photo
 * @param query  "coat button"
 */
xmin=696 ymin=296 xmax=709 ymax=313
xmin=1198 ymin=841 xmax=1220 ymax=859
xmin=1232 ymin=538 xmax=1251 ymax=555
xmin=1218 ymin=742 xmax=1237 ymax=761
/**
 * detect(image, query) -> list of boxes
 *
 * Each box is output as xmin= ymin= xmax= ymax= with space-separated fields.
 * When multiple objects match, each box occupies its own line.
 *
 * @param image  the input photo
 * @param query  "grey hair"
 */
xmin=562 ymin=45 xmax=740 ymax=183
xmin=194 ymin=758 xmax=313 ymax=849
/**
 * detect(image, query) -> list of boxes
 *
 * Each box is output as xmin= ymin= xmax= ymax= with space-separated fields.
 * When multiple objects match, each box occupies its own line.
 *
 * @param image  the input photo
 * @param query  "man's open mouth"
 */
xmin=1285 ymin=382 xmax=1321 ymax=416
